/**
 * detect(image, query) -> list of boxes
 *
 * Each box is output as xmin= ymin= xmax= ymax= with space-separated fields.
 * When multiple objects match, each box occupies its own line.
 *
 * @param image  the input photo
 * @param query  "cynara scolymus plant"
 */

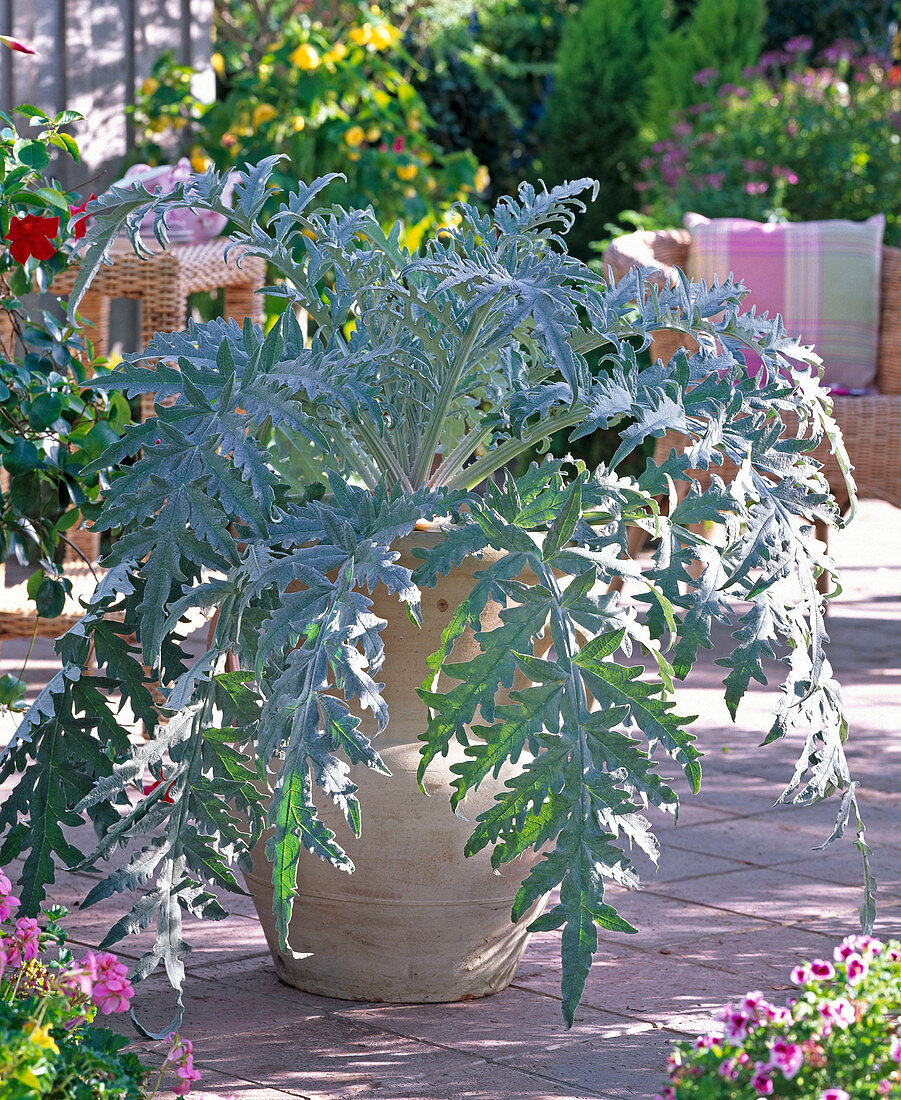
xmin=0 ymin=158 xmax=873 ymax=1030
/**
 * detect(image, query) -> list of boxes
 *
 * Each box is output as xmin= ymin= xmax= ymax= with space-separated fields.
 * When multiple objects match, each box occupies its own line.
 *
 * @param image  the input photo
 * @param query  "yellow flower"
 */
xmin=425 ymin=175 xmax=436 ymax=192
xmin=252 ymin=103 xmax=277 ymax=128
xmin=373 ymin=89 xmax=391 ymax=108
xmin=348 ymin=151 xmax=360 ymax=161
xmin=474 ymin=165 xmax=490 ymax=192
xmin=344 ymin=125 xmax=365 ymax=147
xmin=147 ymin=117 xmax=168 ymax=134
xmin=292 ymin=115 xmax=306 ymax=132
xmin=403 ymin=186 xmax=417 ymax=198
xmin=141 ymin=77 xmax=159 ymax=96
xmin=290 ymin=43 xmax=320 ymax=70
xmin=370 ymin=24 xmax=396 ymax=50
xmin=190 ymin=146 xmax=211 ymax=172
xmin=350 ymin=23 xmax=373 ymax=45
xmin=397 ymin=162 xmax=418 ymax=181
xmin=210 ymin=51 xmax=225 ymax=77
xmin=24 ymin=1022 xmax=58 ymax=1054
xmin=365 ymin=125 xmax=382 ymax=142
xmin=407 ymin=112 xmax=421 ymax=132
xmin=327 ymin=42 xmax=347 ymax=62
xmin=172 ymin=116 xmax=187 ymax=130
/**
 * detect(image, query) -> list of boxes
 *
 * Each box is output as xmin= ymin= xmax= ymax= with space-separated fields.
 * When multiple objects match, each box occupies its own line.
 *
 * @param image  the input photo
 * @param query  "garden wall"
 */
xmin=0 ymin=0 xmax=214 ymax=189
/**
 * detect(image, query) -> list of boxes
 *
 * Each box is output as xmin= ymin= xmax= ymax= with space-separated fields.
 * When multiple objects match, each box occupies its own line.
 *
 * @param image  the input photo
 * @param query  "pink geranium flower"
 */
xmin=790 ymin=964 xmax=809 ymax=985
xmin=173 ymin=1056 xmax=202 ymax=1096
xmin=5 ymin=916 xmax=40 ymax=967
xmin=820 ymin=1090 xmax=850 ymax=1100
xmin=0 ymin=870 xmax=21 ymax=922
xmin=91 ymin=951 xmax=135 ymax=1014
xmin=889 ymin=1036 xmax=901 ymax=1063
xmin=166 ymin=1033 xmax=202 ymax=1095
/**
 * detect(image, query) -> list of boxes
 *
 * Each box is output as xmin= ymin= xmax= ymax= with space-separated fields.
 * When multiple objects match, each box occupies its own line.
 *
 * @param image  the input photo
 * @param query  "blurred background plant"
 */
xmin=395 ymin=0 xmax=576 ymax=203
xmin=0 ymin=102 xmax=129 ymax=686
xmin=132 ymin=0 xmax=483 ymax=252
xmin=628 ymin=42 xmax=901 ymax=245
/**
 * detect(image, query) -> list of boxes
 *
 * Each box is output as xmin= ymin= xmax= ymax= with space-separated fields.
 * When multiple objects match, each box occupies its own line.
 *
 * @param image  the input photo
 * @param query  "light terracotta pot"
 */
xmin=244 ymin=529 xmax=549 ymax=1002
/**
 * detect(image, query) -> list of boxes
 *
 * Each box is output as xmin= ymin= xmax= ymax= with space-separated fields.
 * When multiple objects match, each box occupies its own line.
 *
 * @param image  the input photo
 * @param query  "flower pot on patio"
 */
xmin=243 ymin=531 xmax=549 ymax=1003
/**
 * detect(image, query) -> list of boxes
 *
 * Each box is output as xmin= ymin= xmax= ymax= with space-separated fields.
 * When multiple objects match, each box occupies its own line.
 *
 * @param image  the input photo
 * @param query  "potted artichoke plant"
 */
xmin=0 ymin=160 xmax=871 ymax=1033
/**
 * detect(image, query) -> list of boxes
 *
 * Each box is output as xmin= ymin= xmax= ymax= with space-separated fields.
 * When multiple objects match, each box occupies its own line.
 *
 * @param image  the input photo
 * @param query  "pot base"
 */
xmin=246 ymin=868 xmax=541 ymax=1003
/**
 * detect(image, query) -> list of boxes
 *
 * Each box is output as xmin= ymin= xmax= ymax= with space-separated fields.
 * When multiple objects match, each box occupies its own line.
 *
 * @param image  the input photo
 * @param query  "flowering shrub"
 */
xmin=0 ymin=102 xmax=130 ymax=675
xmin=656 ymin=934 xmax=901 ymax=1098
xmin=634 ymin=42 xmax=901 ymax=243
xmin=0 ymin=867 xmax=202 ymax=1098
xmin=132 ymin=2 xmax=482 ymax=248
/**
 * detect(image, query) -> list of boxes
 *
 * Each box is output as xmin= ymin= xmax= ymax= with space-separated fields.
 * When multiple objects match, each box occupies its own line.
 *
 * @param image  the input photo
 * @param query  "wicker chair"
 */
xmin=602 ymin=229 xmax=901 ymax=576
xmin=0 ymin=561 xmax=104 ymax=660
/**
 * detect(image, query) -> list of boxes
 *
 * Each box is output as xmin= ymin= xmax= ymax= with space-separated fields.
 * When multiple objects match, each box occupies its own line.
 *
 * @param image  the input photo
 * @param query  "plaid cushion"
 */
xmin=685 ymin=212 xmax=885 ymax=390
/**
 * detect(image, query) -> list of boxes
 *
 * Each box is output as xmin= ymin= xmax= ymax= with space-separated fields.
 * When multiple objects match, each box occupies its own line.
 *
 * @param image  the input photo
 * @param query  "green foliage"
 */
xmin=644 ymin=0 xmax=766 ymax=139
xmin=0 ymin=106 xmax=130 ymax=651
xmin=0 ymin=904 xmax=146 ymax=1099
xmin=633 ymin=47 xmax=901 ymax=245
xmin=0 ymin=996 xmax=145 ymax=1100
xmin=540 ymin=0 xmax=668 ymax=257
xmin=402 ymin=0 xmax=578 ymax=202
xmin=132 ymin=4 xmax=480 ymax=250
xmin=0 ymin=159 xmax=871 ymax=1029
xmin=657 ymin=934 xmax=901 ymax=1098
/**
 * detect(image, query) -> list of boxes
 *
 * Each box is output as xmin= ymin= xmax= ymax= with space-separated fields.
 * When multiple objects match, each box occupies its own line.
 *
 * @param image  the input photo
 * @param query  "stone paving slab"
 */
xmin=1 ymin=499 xmax=900 ymax=1099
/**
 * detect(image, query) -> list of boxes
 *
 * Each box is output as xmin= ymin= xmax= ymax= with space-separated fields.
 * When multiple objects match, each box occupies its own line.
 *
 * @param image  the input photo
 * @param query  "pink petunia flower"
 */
xmin=723 ymin=1009 xmax=753 ymax=1043
xmin=845 ymin=952 xmax=868 ymax=984
xmin=752 ymin=1067 xmax=775 ymax=1095
xmin=768 ymin=1038 xmax=804 ymax=1079
xmin=820 ymin=1090 xmax=850 ymax=1100
xmin=810 ymin=959 xmax=836 ymax=981
xmin=818 ymin=997 xmax=856 ymax=1035
xmin=889 ymin=1035 xmax=901 ymax=1063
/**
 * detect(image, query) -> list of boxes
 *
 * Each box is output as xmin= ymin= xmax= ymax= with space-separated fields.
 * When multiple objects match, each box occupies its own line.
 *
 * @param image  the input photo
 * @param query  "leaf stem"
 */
xmin=410 ymin=299 xmax=495 ymax=488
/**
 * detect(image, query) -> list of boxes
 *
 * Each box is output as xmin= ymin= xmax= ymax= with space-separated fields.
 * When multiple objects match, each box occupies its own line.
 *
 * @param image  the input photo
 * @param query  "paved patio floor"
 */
xmin=2 ymin=501 xmax=900 ymax=1099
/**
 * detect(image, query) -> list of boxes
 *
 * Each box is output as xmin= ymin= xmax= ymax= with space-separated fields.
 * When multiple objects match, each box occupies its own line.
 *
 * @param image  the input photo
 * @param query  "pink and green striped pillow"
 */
xmin=684 ymin=212 xmax=885 ymax=391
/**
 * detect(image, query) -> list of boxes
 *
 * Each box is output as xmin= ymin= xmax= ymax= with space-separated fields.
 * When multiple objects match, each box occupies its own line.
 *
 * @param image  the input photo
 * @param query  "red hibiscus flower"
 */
xmin=5 ymin=214 xmax=59 ymax=263
xmin=69 ymin=194 xmax=96 ymax=240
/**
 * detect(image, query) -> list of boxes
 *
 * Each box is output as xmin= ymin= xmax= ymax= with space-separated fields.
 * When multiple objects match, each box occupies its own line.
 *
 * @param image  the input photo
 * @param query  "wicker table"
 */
xmin=52 ymin=237 xmax=267 ymax=420
xmin=50 ymin=237 xmax=266 ymax=560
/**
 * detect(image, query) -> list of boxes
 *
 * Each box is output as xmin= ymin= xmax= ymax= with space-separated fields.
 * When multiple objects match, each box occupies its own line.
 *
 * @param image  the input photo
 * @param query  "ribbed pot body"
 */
xmin=244 ymin=531 xmax=548 ymax=1002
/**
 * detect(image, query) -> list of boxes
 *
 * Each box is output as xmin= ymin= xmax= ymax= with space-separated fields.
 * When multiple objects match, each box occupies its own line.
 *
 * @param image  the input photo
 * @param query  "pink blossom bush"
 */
xmin=655 ymin=936 xmax=901 ymax=1098
xmin=632 ymin=43 xmax=901 ymax=244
